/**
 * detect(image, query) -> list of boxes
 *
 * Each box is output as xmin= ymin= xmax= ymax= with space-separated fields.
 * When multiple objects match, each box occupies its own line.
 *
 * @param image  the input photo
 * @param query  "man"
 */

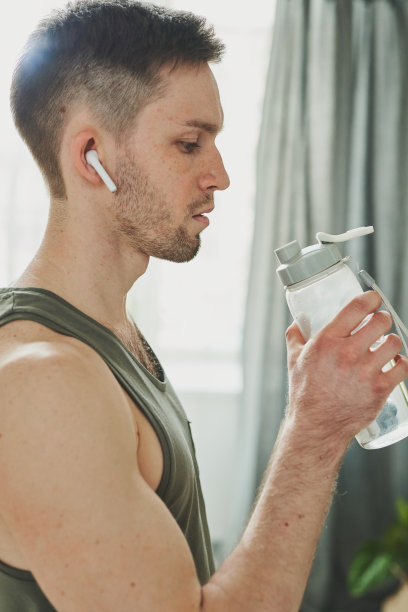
xmin=0 ymin=1 xmax=406 ymax=610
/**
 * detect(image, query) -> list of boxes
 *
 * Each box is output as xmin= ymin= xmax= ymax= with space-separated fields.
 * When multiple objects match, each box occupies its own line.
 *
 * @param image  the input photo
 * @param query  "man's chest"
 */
xmin=115 ymin=324 xmax=164 ymax=382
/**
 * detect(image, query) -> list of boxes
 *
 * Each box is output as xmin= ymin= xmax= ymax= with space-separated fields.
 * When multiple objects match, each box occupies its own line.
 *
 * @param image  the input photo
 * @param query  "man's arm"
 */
xmin=0 ymin=336 xmax=203 ymax=611
xmin=203 ymin=291 xmax=407 ymax=611
xmin=0 ymin=292 xmax=406 ymax=611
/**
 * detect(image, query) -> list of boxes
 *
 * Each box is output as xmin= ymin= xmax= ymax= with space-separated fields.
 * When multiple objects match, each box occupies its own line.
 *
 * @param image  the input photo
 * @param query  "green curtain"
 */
xmin=233 ymin=0 xmax=408 ymax=609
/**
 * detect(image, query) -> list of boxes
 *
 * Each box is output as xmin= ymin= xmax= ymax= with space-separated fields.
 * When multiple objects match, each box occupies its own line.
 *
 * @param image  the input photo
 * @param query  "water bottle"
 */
xmin=275 ymin=226 xmax=408 ymax=450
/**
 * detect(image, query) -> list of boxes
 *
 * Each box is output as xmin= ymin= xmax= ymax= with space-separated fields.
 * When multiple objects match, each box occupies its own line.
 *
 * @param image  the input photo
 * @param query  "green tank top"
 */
xmin=0 ymin=287 xmax=214 ymax=611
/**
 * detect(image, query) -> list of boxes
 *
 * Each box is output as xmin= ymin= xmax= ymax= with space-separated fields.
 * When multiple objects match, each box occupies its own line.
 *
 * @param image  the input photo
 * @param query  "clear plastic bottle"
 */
xmin=275 ymin=227 xmax=408 ymax=450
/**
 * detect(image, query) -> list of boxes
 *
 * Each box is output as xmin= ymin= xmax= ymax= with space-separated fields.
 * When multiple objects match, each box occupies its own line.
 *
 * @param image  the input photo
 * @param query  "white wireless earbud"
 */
xmin=85 ymin=150 xmax=117 ymax=193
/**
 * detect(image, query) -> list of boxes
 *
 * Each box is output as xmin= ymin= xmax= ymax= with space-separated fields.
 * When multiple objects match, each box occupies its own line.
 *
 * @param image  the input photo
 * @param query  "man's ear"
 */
xmin=72 ymin=130 xmax=112 ymax=189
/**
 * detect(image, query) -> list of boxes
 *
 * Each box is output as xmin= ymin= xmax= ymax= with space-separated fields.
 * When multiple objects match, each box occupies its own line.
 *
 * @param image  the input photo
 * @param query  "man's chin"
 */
xmin=154 ymin=237 xmax=201 ymax=263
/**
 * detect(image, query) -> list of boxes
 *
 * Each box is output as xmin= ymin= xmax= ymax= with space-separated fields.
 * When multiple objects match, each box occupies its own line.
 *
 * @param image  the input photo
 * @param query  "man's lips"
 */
xmin=192 ymin=207 xmax=214 ymax=226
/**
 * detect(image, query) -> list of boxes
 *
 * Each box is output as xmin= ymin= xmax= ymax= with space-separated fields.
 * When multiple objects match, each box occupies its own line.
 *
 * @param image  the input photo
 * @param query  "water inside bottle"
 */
xmin=355 ymin=382 xmax=408 ymax=449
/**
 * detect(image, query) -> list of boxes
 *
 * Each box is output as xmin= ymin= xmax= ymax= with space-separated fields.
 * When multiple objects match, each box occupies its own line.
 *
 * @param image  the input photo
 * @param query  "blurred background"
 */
xmin=2 ymin=1 xmax=408 ymax=610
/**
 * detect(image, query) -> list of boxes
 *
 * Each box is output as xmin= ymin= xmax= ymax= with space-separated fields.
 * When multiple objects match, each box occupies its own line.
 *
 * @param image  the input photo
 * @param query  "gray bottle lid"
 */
xmin=275 ymin=241 xmax=342 ymax=287
xmin=275 ymin=227 xmax=374 ymax=287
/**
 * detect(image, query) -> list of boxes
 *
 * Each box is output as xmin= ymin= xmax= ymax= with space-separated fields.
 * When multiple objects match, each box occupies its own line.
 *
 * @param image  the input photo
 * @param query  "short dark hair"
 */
xmin=10 ymin=0 xmax=224 ymax=198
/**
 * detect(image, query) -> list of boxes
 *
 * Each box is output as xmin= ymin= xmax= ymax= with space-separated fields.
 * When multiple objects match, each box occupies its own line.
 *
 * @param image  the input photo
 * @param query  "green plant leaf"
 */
xmin=348 ymin=544 xmax=393 ymax=596
xmin=348 ymin=499 xmax=408 ymax=597
xmin=383 ymin=516 xmax=408 ymax=572
xmin=396 ymin=498 xmax=408 ymax=526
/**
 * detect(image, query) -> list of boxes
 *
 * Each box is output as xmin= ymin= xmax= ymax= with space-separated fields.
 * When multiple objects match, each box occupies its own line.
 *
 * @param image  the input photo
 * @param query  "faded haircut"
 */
xmin=10 ymin=0 xmax=224 ymax=198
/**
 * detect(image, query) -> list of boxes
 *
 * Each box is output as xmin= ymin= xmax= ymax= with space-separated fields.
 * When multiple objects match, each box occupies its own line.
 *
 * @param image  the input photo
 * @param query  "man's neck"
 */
xmin=13 ymin=210 xmax=150 ymax=331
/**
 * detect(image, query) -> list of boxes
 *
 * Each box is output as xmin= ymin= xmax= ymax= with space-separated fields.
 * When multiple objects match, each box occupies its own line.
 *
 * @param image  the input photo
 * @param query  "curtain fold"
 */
xmin=233 ymin=0 xmax=408 ymax=609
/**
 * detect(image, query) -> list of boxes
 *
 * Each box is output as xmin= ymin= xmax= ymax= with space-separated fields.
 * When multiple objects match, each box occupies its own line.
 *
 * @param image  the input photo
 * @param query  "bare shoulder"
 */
xmin=0 ymin=318 xmax=124 ymax=403
xmin=0 ymin=318 xmax=107 ymax=375
xmin=0 ymin=318 xmax=136 ymax=479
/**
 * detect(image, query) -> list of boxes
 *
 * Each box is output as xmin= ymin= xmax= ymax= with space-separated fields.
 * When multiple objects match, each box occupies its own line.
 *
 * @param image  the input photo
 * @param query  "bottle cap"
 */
xmin=275 ymin=241 xmax=342 ymax=287
xmin=274 ymin=226 xmax=374 ymax=287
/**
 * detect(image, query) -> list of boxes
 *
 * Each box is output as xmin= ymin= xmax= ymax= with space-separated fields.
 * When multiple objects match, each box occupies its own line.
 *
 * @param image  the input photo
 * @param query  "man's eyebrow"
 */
xmin=181 ymin=119 xmax=224 ymax=134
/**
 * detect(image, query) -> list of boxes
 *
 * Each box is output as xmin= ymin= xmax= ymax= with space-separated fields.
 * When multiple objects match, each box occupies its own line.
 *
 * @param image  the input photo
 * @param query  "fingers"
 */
xmin=369 ymin=332 xmax=402 ymax=370
xmin=352 ymin=310 xmax=393 ymax=352
xmin=326 ymin=291 xmax=382 ymax=338
xmin=379 ymin=354 xmax=408 ymax=392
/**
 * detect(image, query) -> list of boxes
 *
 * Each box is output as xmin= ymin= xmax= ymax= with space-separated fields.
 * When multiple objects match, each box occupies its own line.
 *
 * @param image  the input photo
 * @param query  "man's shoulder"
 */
xmin=0 ymin=319 xmax=123 ymax=419
xmin=0 ymin=319 xmax=102 ymax=373
xmin=0 ymin=320 xmax=136 ymax=483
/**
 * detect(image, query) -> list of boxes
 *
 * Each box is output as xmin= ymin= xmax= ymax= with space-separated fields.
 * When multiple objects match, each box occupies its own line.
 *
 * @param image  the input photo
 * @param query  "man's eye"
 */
xmin=179 ymin=141 xmax=200 ymax=154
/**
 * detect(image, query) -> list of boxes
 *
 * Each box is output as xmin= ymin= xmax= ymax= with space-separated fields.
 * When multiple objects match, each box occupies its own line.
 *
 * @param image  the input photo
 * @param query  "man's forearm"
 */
xmin=199 ymin=292 xmax=408 ymax=612
xmin=201 ymin=415 xmax=345 ymax=612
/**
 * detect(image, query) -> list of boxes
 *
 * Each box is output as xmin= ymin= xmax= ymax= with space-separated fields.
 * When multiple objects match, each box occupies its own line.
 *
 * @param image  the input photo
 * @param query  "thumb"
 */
xmin=286 ymin=321 xmax=306 ymax=365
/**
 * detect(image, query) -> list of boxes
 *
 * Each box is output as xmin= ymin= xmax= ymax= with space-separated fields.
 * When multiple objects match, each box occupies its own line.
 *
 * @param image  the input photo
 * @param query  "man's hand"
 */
xmin=285 ymin=291 xmax=408 ymax=447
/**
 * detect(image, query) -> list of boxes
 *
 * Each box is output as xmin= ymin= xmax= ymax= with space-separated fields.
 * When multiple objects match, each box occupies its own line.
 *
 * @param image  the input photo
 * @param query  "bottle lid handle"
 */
xmin=316 ymin=226 xmax=374 ymax=244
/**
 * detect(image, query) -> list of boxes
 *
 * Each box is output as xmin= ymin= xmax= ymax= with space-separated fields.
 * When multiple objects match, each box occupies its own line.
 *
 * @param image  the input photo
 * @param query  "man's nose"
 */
xmin=198 ymin=148 xmax=230 ymax=192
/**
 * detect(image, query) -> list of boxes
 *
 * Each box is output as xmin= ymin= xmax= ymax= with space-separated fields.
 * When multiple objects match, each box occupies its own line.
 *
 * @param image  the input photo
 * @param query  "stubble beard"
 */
xmin=113 ymin=154 xmax=209 ymax=263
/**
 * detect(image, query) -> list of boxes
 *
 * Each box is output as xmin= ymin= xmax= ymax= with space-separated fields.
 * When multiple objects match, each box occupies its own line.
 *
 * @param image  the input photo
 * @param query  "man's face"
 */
xmin=112 ymin=63 xmax=230 ymax=262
